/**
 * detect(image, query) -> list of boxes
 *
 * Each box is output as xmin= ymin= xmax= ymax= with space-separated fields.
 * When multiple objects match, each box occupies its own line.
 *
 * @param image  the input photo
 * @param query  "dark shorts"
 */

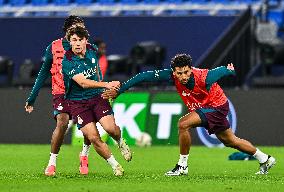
xmin=52 ymin=94 xmax=71 ymax=119
xmin=195 ymin=101 xmax=230 ymax=135
xmin=68 ymin=95 xmax=113 ymax=129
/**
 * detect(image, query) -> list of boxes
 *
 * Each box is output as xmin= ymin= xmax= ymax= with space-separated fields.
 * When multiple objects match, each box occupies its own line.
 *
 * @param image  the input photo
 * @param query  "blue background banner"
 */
xmin=0 ymin=16 xmax=236 ymax=73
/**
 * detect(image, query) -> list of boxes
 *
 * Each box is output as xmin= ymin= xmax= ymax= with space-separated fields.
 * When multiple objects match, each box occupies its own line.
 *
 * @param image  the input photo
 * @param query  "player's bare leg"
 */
xmin=166 ymin=112 xmax=201 ymax=176
xmin=44 ymin=113 xmax=92 ymax=176
xmin=64 ymin=120 xmax=91 ymax=175
xmin=99 ymin=115 xmax=132 ymax=162
xmin=216 ymin=128 xmax=256 ymax=154
xmin=178 ymin=112 xmax=202 ymax=155
xmin=45 ymin=113 xmax=69 ymax=176
xmin=51 ymin=113 xmax=69 ymax=153
xmin=216 ymin=128 xmax=276 ymax=174
xmin=65 ymin=120 xmax=91 ymax=175
xmin=80 ymin=122 xmax=124 ymax=176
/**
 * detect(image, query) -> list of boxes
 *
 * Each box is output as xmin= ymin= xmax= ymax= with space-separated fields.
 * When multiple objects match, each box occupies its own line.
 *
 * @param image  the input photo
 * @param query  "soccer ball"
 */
xmin=135 ymin=132 xmax=152 ymax=147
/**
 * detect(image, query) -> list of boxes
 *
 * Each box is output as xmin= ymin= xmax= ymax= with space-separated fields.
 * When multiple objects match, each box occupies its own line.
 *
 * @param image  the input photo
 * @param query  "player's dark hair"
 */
xmin=62 ymin=15 xmax=84 ymax=33
xmin=170 ymin=53 xmax=192 ymax=71
xmin=67 ymin=26 xmax=90 ymax=41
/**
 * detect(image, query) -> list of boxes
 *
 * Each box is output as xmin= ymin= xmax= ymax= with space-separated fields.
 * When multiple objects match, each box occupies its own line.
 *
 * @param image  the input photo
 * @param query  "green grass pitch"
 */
xmin=0 ymin=145 xmax=283 ymax=192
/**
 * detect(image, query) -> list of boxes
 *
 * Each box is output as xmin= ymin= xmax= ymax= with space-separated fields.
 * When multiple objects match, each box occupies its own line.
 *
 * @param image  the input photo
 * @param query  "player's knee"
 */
xmin=56 ymin=115 xmax=69 ymax=129
xmin=178 ymin=119 xmax=190 ymax=131
xmin=106 ymin=125 xmax=121 ymax=137
xmin=56 ymin=122 xmax=68 ymax=131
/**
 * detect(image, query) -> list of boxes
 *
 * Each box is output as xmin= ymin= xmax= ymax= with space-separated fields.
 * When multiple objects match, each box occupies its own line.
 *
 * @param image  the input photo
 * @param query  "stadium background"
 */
xmin=0 ymin=0 xmax=284 ymax=147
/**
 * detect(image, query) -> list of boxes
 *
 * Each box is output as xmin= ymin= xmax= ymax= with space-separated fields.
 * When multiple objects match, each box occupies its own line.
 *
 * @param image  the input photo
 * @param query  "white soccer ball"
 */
xmin=135 ymin=132 xmax=152 ymax=147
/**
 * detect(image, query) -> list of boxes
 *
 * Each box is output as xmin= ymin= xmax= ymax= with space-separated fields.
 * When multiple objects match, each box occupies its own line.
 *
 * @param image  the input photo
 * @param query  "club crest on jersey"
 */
xmin=57 ymin=103 xmax=63 ymax=111
xmin=77 ymin=115 xmax=83 ymax=124
xmin=182 ymin=91 xmax=190 ymax=97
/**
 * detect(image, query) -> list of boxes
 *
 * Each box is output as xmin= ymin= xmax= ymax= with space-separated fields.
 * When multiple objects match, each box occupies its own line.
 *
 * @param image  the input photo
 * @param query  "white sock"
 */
xmin=107 ymin=155 xmax=119 ymax=169
xmin=81 ymin=144 xmax=91 ymax=156
xmin=48 ymin=153 xmax=58 ymax=166
xmin=178 ymin=154 xmax=189 ymax=167
xmin=253 ymin=148 xmax=268 ymax=164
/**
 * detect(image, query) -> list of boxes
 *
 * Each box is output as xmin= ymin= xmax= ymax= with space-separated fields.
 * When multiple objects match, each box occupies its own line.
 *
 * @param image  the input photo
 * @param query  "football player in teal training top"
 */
xmin=25 ymin=15 xmax=92 ymax=176
xmin=62 ymin=26 xmax=132 ymax=176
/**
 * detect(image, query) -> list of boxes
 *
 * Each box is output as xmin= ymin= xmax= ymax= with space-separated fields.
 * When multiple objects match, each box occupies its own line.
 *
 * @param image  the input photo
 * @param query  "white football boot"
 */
xmin=255 ymin=155 xmax=276 ymax=175
xmin=165 ymin=164 xmax=188 ymax=176
xmin=118 ymin=139 xmax=132 ymax=162
xmin=113 ymin=164 xmax=124 ymax=176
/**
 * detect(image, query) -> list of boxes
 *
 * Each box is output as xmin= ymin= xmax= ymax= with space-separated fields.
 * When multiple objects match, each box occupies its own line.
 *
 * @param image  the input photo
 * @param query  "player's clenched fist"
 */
xmin=25 ymin=102 xmax=34 ymax=113
xmin=227 ymin=63 xmax=234 ymax=71
xmin=105 ymin=81 xmax=120 ymax=90
xmin=102 ymin=89 xmax=118 ymax=99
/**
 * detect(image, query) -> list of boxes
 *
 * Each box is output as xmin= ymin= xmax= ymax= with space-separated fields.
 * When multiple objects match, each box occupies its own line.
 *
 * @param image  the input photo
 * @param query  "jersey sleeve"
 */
xmin=205 ymin=66 xmax=235 ymax=90
xmin=119 ymin=69 xmax=172 ymax=94
xmin=26 ymin=44 xmax=52 ymax=105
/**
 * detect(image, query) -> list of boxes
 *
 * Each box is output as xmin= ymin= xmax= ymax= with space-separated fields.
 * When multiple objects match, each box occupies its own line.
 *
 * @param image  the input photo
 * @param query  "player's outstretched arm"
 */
xmin=206 ymin=64 xmax=235 ymax=84
xmin=102 ymin=69 xmax=172 ymax=99
xmin=26 ymin=44 xmax=53 ymax=106
xmin=72 ymin=73 xmax=120 ymax=90
xmin=119 ymin=69 xmax=172 ymax=93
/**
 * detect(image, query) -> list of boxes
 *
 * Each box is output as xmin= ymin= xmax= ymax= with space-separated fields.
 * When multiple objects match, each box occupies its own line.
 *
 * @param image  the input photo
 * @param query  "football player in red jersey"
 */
xmin=103 ymin=53 xmax=276 ymax=176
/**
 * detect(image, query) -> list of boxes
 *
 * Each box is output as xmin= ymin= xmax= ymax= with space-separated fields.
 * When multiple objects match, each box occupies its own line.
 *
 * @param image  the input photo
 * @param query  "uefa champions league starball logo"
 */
xmin=196 ymin=99 xmax=237 ymax=147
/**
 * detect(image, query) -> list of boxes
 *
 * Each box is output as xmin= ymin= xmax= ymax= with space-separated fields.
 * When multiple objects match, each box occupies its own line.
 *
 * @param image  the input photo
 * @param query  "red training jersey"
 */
xmin=174 ymin=67 xmax=227 ymax=112
xmin=99 ymin=54 xmax=108 ymax=79
xmin=50 ymin=38 xmax=66 ymax=95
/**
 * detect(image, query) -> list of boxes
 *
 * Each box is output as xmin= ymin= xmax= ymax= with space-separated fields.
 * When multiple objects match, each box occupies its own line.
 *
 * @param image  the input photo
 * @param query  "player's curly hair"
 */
xmin=170 ymin=53 xmax=192 ymax=71
xmin=62 ymin=15 xmax=84 ymax=33
xmin=67 ymin=25 xmax=90 ymax=41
